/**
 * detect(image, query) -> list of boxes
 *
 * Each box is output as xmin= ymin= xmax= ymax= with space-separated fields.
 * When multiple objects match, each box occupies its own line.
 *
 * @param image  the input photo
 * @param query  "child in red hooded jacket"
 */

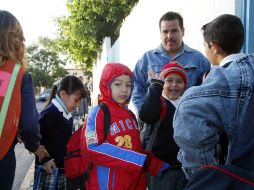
xmin=80 ymin=63 xmax=169 ymax=190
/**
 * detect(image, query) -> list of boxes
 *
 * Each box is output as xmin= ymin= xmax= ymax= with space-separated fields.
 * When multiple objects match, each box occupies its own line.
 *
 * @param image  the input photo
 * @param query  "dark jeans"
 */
xmin=0 ymin=146 xmax=16 ymax=190
xmin=147 ymin=169 xmax=187 ymax=190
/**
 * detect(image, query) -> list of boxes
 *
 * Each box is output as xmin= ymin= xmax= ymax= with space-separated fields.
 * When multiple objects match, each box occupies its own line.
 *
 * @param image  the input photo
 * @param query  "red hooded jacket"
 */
xmin=80 ymin=63 xmax=165 ymax=190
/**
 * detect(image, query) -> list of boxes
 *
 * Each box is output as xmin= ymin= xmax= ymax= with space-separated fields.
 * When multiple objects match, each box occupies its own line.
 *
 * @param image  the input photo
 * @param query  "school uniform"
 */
xmin=35 ymin=96 xmax=73 ymax=189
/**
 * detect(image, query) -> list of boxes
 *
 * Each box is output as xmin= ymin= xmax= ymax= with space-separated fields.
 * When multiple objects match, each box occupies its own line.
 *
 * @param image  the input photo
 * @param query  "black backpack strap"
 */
xmin=145 ymin=121 xmax=160 ymax=151
xmin=98 ymin=102 xmax=111 ymax=140
xmin=145 ymin=97 xmax=167 ymax=151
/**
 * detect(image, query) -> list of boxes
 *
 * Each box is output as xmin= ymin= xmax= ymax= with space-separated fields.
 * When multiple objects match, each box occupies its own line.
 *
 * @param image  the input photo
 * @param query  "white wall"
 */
xmin=91 ymin=37 xmax=111 ymax=105
xmin=118 ymin=0 xmax=235 ymax=70
xmin=92 ymin=0 xmax=235 ymax=107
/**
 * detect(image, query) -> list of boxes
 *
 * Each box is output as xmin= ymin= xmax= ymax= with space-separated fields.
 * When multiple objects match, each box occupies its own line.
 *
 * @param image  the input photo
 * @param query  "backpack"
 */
xmin=64 ymin=102 xmax=110 ymax=190
xmin=184 ymin=90 xmax=254 ymax=190
xmin=140 ymin=97 xmax=167 ymax=150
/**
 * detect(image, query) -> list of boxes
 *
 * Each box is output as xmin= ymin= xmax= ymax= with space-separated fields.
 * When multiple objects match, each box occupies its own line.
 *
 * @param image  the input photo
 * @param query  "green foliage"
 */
xmin=56 ymin=0 xmax=138 ymax=69
xmin=26 ymin=38 xmax=68 ymax=88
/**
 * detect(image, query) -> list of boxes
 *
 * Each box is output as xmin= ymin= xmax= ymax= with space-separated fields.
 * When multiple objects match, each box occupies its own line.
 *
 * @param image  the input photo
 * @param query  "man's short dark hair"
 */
xmin=159 ymin=11 xmax=183 ymax=30
xmin=201 ymin=14 xmax=244 ymax=54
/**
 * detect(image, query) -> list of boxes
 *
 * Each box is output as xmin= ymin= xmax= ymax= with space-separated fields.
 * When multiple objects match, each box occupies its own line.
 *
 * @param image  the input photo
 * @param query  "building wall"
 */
xmin=92 ymin=0 xmax=236 ymax=106
xmin=91 ymin=37 xmax=111 ymax=105
xmin=117 ymin=0 xmax=235 ymax=68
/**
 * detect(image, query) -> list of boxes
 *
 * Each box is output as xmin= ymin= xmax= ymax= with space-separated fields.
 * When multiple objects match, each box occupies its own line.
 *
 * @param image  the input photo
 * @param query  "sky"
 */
xmin=1 ymin=0 xmax=68 ymax=45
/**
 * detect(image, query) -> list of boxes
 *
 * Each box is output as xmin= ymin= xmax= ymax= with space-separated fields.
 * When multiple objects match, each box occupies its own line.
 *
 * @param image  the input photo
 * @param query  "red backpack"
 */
xmin=64 ymin=102 xmax=110 ymax=190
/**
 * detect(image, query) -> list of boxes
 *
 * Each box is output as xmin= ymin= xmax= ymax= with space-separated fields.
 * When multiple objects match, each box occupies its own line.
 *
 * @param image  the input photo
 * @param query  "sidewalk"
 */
xmin=20 ymin=160 xmax=35 ymax=190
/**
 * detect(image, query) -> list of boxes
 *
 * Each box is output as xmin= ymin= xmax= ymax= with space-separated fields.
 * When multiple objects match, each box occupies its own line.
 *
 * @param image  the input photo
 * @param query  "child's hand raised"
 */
xmin=148 ymin=70 xmax=164 ymax=81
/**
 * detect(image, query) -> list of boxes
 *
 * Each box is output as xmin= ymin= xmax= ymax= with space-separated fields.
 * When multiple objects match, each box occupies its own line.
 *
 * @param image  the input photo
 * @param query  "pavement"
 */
xmin=19 ymin=160 xmax=35 ymax=190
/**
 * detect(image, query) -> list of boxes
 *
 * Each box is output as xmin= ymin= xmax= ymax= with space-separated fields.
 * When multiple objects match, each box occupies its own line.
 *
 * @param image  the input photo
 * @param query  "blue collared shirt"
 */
xmin=131 ymin=43 xmax=211 ymax=113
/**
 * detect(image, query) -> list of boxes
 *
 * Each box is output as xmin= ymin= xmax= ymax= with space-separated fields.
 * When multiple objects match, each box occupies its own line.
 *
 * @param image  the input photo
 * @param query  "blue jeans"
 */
xmin=0 ymin=146 xmax=16 ymax=190
xmin=147 ymin=169 xmax=187 ymax=190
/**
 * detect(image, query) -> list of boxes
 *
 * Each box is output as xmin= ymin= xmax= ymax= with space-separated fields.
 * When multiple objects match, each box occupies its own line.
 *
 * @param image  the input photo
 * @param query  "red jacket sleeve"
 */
xmin=141 ymin=150 xmax=165 ymax=176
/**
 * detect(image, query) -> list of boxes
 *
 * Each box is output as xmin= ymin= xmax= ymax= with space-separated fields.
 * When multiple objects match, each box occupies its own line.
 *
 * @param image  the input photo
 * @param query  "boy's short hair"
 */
xmin=201 ymin=14 xmax=244 ymax=54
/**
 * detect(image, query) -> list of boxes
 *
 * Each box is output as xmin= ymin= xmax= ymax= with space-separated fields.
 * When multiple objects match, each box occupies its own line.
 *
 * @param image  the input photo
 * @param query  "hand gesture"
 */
xmin=34 ymin=145 xmax=49 ymax=161
xmin=148 ymin=70 xmax=164 ymax=81
xmin=43 ymin=159 xmax=56 ymax=174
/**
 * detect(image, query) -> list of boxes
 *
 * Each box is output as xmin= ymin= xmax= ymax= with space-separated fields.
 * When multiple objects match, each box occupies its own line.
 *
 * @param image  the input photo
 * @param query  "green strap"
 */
xmin=0 ymin=64 xmax=21 ymax=137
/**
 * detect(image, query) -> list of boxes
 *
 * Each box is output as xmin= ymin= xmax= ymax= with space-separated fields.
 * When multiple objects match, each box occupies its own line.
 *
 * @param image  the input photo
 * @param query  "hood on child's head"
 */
xmin=99 ymin=63 xmax=133 ymax=103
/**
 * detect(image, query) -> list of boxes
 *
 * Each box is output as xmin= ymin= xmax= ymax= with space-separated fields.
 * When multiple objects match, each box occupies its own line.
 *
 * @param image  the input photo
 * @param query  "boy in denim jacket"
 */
xmin=173 ymin=14 xmax=254 ymax=182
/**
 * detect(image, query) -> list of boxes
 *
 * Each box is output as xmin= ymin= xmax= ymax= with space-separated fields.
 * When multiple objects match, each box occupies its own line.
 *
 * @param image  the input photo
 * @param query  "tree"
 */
xmin=56 ymin=0 xmax=139 ymax=69
xmin=26 ymin=38 xmax=68 ymax=88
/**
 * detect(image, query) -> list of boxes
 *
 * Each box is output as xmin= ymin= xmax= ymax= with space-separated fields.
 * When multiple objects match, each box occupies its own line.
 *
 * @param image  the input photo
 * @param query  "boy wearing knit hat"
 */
xmin=160 ymin=62 xmax=187 ymax=104
xmin=139 ymin=61 xmax=187 ymax=190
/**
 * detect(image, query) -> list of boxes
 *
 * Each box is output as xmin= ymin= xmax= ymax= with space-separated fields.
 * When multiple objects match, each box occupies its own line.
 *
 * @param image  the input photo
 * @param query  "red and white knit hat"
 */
xmin=160 ymin=61 xmax=187 ymax=85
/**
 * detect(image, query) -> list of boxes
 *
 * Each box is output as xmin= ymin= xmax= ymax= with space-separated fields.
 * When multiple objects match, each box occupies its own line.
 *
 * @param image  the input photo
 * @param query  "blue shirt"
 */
xmin=131 ymin=43 xmax=211 ymax=113
xmin=173 ymin=53 xmax=254 ymax=179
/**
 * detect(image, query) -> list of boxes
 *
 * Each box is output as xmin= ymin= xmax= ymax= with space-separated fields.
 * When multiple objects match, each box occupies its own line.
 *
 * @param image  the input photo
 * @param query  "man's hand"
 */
xmin=43 ymin=159 xmax=56 ymax=174
xmin=34 ymin=145 xmax=49 ymax=161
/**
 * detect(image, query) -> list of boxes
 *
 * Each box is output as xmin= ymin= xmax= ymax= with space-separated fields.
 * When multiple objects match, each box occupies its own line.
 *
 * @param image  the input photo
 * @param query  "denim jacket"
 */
xmin=131 ymin=43 xmax=210 ymax=113
xmin=173 ymin=53 xmax=254 ymax=179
